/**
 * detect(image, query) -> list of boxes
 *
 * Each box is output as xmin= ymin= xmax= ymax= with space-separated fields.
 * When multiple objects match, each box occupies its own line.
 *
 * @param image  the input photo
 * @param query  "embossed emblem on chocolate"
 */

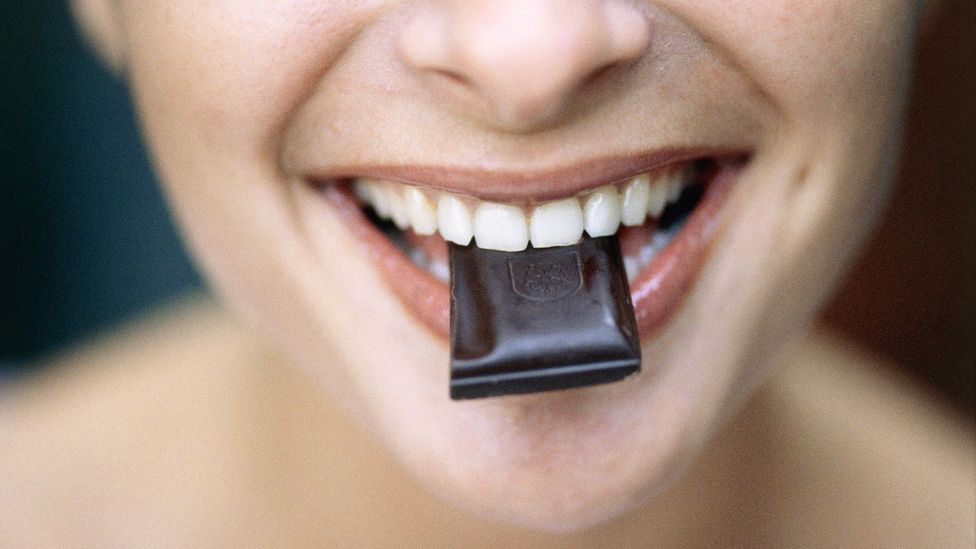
xmin=508 ymin=251 xmax=581 ymax=301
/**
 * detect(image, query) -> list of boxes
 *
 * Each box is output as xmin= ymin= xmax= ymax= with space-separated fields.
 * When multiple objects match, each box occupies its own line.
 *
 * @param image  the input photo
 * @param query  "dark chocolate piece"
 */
xmin=449 ymin=235 xmax=641 ymax=399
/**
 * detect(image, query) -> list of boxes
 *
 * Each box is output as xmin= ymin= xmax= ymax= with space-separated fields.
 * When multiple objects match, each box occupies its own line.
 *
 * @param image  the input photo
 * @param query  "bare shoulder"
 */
xmin=762 ymin=327 xmax=975 ymax=546
xmin=0 ymin=295 xmax=488 ymax=546
xmin=0 ymin=294 xmax=262 ymax=545
xmin=0 ymin=293 xmax=248 ymax=426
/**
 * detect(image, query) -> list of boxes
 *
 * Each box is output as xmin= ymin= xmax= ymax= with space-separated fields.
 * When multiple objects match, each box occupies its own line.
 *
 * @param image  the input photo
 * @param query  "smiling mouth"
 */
xmin=357 ymin=160 xmax=704 ymax=279
xmin=313 ymin=152 xmax=745 ymax=340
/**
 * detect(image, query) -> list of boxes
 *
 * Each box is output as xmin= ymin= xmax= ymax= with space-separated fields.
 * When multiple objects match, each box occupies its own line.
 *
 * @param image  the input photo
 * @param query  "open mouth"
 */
xmin=314 ymin=153 xmax=745 ymax=340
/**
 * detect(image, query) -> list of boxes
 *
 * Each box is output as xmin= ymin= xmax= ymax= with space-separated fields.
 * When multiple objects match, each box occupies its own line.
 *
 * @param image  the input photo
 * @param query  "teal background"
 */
xmin=0 ymin=1 xmax=200 ymax=371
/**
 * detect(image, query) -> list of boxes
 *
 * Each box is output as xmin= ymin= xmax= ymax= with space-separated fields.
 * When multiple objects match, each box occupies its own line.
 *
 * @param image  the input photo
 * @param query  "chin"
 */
xmin=383 ymin=376 xmax=704 ymax=532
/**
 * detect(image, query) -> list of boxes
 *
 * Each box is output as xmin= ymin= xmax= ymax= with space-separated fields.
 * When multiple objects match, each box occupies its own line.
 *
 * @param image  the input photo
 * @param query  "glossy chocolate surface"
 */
xmin=449 ymin=235 xmax=641 ymax=399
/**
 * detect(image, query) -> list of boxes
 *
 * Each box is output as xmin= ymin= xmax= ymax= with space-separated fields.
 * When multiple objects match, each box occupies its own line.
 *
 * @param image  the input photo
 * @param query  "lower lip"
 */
xmin=320 ymin=160 xmax=742 ymax=341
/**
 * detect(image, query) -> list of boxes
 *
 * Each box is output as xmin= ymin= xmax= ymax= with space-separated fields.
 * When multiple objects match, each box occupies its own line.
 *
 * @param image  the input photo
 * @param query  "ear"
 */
xmin=70 ymin=0 xmax=126 ymax=74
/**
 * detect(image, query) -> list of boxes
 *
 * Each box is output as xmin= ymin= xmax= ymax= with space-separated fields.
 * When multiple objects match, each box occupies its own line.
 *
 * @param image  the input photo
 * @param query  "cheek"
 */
xmin=668 ymin=0 xmax=921 ymax=410
xmin=113 ymin=3 xmax=367 ymax=384
xmin=120 ymin=1 xmax=390 ymax=179
xmin=674 ymin=1 xmax=918 ymax=118
xmin=118 ymin=2 xmax=450 ymax=428
xmin=708 ymin=0 xmax=920 ymax=276
xmin=115 ymin=3 xmax=345 ymax=282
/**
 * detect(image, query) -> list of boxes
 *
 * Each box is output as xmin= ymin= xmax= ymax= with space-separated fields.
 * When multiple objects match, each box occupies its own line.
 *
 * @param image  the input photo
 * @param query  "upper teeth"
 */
xmin=354 ymin=166 xmax=694 ymax=251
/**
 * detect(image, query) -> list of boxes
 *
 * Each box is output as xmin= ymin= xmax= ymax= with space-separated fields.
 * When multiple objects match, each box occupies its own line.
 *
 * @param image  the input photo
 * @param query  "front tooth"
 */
xmin=646 ymin=175 xmax=668 ymax=218
xmin=386 ymin=186 xmax=411 ymax=229
xmin=404 ymin=187 xmax=438 ymax=235
xmin=583 ymin=185 xmax=621 ymax=237
xmin=529 ymin=198 xmax=584 ymax=248
xmin=474 ymin=202 xmax=528 ymax=251
xmin=620 ymin=174 xmax=651 ymax=226
xmin=437 ymin=194 xmax=474 ymax=245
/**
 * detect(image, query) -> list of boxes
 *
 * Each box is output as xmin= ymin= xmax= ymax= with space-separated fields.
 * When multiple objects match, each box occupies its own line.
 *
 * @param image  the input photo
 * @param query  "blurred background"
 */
xmin=0 ymin=1 xmax=202 ymax=376
xmin=0 ymin=1 xmax=972 ymax=416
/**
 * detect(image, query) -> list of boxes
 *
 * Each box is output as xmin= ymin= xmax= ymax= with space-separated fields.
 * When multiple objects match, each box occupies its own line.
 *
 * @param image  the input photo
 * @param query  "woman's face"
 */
xmin=76 ymin=0 xmax=922 ymax=530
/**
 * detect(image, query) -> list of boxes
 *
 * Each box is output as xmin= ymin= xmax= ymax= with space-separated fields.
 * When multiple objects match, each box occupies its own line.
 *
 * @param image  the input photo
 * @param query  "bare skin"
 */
xmin=1 ymin=296 xmax=972 ymax=547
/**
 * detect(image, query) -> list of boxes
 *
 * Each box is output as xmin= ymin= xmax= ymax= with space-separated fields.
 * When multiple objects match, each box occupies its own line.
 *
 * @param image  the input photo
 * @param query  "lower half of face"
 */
xmin=115 ymin=0 xmax=919 ymax=531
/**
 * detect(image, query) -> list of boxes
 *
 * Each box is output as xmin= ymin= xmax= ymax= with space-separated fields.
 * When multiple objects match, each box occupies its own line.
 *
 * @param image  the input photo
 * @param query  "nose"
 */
xmin=399 ymin=0 xmax=650 ymax=132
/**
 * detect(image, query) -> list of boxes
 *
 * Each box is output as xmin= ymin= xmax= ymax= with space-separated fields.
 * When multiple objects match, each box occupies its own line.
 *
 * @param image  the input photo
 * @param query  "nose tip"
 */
xmin=399 ymin=0 xmax=649 ymax=131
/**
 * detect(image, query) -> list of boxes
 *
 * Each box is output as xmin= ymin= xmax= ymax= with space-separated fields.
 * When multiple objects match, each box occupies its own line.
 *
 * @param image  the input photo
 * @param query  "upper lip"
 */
xmin=304 ymin=146 xmax=744 ymax=203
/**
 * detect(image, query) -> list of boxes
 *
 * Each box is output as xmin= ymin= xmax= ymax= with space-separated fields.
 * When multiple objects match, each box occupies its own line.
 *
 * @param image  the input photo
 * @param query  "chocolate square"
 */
xmin=449 ymin=235 xmax=641 ymax=399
